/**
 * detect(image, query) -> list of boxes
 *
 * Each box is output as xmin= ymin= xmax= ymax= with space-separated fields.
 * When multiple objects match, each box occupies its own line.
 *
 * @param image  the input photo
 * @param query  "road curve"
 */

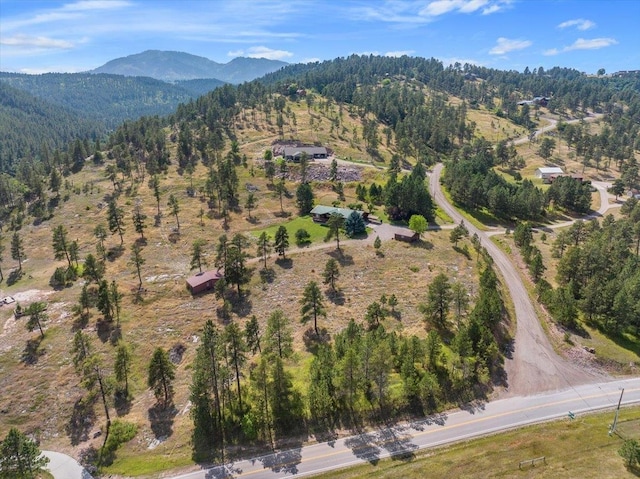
xmin=43 ymin=450 xmax=93 ymax=479
xmin=429 ymin=164 xmax=598 ymax=396
xmin=169 ymin=378 xmax=640 ymax=479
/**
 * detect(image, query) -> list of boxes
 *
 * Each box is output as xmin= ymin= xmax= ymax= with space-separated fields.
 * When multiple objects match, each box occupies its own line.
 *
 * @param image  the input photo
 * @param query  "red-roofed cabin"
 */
xmin=186 ymin=270 xmax=222 ymax=295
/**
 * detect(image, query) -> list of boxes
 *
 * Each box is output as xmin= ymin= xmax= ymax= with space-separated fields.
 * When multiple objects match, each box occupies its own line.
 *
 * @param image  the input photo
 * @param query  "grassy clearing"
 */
xmin=249 ymin=215 xmax=329 ymax=245
xmin=314 ymin=406 xmax=640 ymax=479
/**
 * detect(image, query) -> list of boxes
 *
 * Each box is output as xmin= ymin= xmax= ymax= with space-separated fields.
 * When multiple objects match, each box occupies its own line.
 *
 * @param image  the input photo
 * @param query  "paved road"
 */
xmin=169 ymin=378 xmax=640 ymax=479
xmin=43 ymin=450 xmax=93 ymax=479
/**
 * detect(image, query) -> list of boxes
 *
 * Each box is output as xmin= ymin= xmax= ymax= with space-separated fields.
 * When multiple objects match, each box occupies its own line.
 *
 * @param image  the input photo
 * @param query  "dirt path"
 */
xmin=429 ymin=164 xmax=600 ymax=396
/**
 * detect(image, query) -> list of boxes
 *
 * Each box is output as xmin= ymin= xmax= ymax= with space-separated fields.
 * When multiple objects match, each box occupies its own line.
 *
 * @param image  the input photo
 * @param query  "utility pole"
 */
xmin=609 ymin=388 xmax=625 ymax=436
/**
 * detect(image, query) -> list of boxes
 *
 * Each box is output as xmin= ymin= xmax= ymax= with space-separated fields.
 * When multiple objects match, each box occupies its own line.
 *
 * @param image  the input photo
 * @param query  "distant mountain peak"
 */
xmin=91 ymin=50 xmax=288 ymax=83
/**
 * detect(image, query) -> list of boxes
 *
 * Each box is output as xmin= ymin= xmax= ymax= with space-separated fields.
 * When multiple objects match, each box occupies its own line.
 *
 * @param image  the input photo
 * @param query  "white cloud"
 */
xmin=422 ymin=0 xmax=488 ymax=16
xmin=385 ymin=50 xmax=415 ymax=57
xmin=558 ymin=18 xmax=596 ymax=31
xmin=544 ymin=37 xmax=617 ymax=56
xmin=1 ymin=34 xmax=74 ymax=49
xmin=229 ymin=46 xmax=293 ymax=60
xmin=60 ymin=1 xmax=132 ymax=11
xmin=353 ymin=0 xmax=509 ymax=24
xmin=566 ymin=37 xmax=617 ymax=51
xmin=489 ymin=37 xmax=532 ymax=55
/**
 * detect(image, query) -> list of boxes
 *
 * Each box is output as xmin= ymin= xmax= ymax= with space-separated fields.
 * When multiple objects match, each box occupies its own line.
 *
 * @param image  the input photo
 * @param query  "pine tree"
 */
xmin=132 ymin=203 xmax=147 ymax=240
xmin=325 ymin=212 xmax=345 ymax=250
xmin=323 ymin=258 xmax=340 ymax=291
xmin=256 ymin=232 xmax=271 ymax=269
xmin=52 ymin=224 xmax=71 ymax=267
xmin=0 ymin=234 xmax=5 ymax=282
xmin=148 ymin=347 xmax=175 ymax=406
xmin=129 ymin=243 xmax=145 ymax=289
xmin=71 ymin=330 xmax=92 ymax=372
xmin=11 ymin=232 xmax=25 ymax=271
xmin=114 ymin=342 xmax=132 ymax=396
xmin=264 ymin=309 xmax=293 ymax=359
xmin=274 ymin=226 xmax=289 ymax=259
xmin=0 ymin=427 xmax=49 ymax=477
xmin=245 ymin=192 xmax=256 ymax=220
xmin=25 ymin=301 xmax=48 ymax=338
xmin=300 ymin=281 xmax=326 ymax=335
xmin=94 ymin=224 xmax=108 ymax=260
xmin=224 ymin=322 xmax=247 ymax=411
xmin=168 ymin=194 xmax=181 ymax=232
xmin=190 ymin=239 xmax=206 ymax=273
xmin=245 ymin=315 xmax=261 ymax=354
xmin=107 ymin=200 xmax=125 ymax=245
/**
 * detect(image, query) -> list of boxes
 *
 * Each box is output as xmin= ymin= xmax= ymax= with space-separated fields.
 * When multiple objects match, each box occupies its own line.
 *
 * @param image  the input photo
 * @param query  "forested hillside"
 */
xmin=0 ymin=72 xmax=197 ymax=129
xmin=0 ymin=82 xmax=101 ymax=173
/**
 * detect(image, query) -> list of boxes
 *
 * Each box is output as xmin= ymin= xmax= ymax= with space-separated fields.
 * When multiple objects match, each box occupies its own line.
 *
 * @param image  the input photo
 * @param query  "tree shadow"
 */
xmin=458 ymin=399 xmax=486 ymax=415
xmin=96 ymin=319 xmax=114 ymax=343
xmin=275 ymin=258 xmax=293 ymax=269
xmin=326 ymin=289 xmax=345 ymax=305
xmin=114 ymin=390 xmax=132 ymax=417
xmin=66 ymin=397 xmax=96 ymax=446
xmin=452 ymin=244 xmax=471 ymax=259
xmin=258 ymin=444 xmax=303 ymax=476
xmin=109 ymin=325 xmax=122 ymax=345
xmin=168 ymin=231 xmax=181 ymax=244
xmin=134 ymin=237 xmax=148 ymax=247
xmin=344 ymin=432 xmax=381 ymax=464
xmin=72 ymin=312 xmax=90 ymax=331
xmin=414 ymin=239 xmax=434 ymax=250
xmin=326 ymin=249 xmax=354 ymax=266
xmin=21 ymin=336 xmax=44 ymax=365
xmin=228 ymin=291 xmax=253 ymax=317
xmin=106 ymin=245 xmax=124 ymax=262
xmin=148 ymin=403 xmax=177 ymax=439
xmin=259 ymin=267 xmax=276 ymax=284
xmin=7 ymin=269 xmax=23 ymax=286
xmin=154 ymin=214 xmax=162 ymax=227
xmin=204 ymin=464 xmax=243 ymax=479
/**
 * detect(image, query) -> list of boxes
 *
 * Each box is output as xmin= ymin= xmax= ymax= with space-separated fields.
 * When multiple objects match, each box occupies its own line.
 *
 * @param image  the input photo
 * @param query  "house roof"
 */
xmin=310 ymin=205 xmax=363 ymax=219
xmin=283 ymin=146 xmax=327 ymax=156
xmin=186 ymin=270 xmax=222 ymax=288
xmin=537 ymin=167 xmax=564 ymax=174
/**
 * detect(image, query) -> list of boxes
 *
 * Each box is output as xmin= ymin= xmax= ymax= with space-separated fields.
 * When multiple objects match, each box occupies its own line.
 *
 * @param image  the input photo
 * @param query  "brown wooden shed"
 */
xmin=186 ymin=270 xmax=222 ymax=295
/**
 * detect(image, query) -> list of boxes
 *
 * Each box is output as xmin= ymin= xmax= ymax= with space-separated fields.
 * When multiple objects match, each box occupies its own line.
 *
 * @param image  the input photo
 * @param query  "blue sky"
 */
xmin=1 ymin=0 xmax=638 ymax=75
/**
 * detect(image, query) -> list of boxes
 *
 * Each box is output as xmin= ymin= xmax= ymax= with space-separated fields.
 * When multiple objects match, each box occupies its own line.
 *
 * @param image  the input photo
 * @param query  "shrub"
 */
xmin=295 ymin=228 xmax=311 ymax=246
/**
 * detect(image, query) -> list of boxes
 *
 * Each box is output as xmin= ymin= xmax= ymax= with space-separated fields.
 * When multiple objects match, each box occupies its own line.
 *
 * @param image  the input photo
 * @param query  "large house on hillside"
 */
xmin=310 ymin=205 xmax=368 ymax=223
xmin=283 ymin=146 xmax=328 ymax=161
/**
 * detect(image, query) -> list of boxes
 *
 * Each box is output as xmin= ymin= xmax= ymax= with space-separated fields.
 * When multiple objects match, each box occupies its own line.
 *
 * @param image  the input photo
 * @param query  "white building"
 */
xmin=535 ymin=167 xmax=564 ymax=180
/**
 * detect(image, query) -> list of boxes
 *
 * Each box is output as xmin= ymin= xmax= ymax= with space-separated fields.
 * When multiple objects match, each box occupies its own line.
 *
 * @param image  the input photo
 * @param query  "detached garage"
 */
xmin=186 ymin=270 xmax=222 ymax=295
xmin=535 ymin=167 xmax=564 ymax=182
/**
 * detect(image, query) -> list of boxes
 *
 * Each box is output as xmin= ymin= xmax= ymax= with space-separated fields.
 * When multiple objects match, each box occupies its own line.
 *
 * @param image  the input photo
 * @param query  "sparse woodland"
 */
xmin=0 ymin=56 xmax=639 ymax=474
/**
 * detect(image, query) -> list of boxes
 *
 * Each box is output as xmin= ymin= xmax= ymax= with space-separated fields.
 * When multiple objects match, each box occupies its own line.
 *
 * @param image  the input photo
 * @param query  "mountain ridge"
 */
xmin=90 ymin=49 xmax=288 ymax=83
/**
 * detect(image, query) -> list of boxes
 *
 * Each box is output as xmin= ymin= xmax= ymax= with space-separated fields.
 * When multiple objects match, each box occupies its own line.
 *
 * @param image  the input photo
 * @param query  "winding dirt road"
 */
xmin=429 ymin=164 xmax=598 ymax=396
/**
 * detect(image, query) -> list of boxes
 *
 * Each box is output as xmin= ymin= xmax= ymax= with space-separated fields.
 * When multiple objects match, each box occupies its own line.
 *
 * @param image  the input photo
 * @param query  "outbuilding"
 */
xmin=535 ymin=167 xmax=564 ymax=182
xmin=186 ymin=270 xmax=222 ymax=295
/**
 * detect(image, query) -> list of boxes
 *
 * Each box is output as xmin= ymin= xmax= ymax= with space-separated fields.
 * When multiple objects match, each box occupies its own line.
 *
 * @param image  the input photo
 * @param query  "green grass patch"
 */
xmin=250 ymin=215 xmax=328 ymax=244
xmin=314 ymin=406 xmax=640 ymax=479
xmin=434 ymin=206 xmax=453 ymax=225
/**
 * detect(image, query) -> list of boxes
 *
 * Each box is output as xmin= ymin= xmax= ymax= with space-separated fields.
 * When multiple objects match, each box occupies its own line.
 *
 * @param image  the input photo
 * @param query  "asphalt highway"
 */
xmin=171 ymin=378 xmax=640 ymax=479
